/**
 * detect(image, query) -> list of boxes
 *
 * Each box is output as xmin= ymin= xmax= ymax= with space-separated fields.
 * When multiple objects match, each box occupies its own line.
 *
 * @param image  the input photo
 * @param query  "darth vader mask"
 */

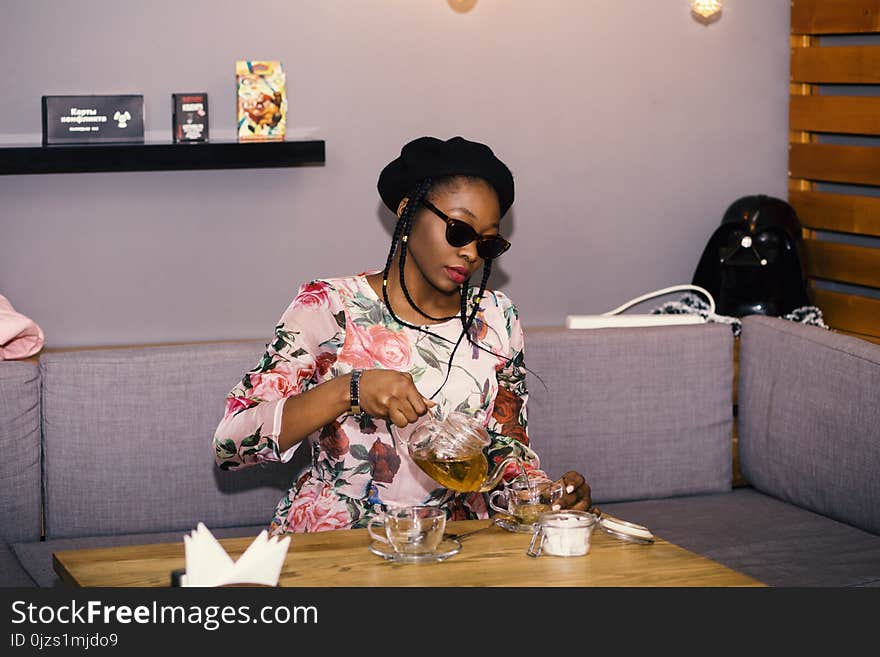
xmin=692 ymin=195 xmax=810 ymax=317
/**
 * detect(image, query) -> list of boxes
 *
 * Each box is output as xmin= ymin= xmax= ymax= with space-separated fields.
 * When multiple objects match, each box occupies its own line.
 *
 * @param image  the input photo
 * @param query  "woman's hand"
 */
xmin=553 ymin=471 xmax=592 ymax=512
xmin=358 ymin=369 xmax=436 ymax=427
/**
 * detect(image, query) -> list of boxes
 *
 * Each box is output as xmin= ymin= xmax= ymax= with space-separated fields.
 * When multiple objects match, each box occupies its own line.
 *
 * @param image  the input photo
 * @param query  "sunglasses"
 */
xmin=419 ymin=199 xmax=511 ymax=259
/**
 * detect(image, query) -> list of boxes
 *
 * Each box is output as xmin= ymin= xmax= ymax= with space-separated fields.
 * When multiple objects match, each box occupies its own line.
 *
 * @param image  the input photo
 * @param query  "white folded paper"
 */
xmin=180 ymin=522 xmax=290 ymax=587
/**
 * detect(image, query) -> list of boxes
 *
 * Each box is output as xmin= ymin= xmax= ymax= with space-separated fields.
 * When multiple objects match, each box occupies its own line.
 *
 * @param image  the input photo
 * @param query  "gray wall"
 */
xmin=0 ymin=0 xmax=791 ymax=348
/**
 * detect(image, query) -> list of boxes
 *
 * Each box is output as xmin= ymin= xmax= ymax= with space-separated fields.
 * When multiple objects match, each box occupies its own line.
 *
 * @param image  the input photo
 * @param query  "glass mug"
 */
xmin=367 ymin=505 xmax=447 ymax=555
xmin=488 ymin=478 xmax=565 ymax=526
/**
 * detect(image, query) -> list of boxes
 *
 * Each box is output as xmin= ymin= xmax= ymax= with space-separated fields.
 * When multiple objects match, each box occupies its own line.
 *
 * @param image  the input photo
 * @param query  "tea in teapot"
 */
xmin=411 ymin=452 xmax=489 ymax=493
xmin=405 ymin=409 xmax=536 ymax=493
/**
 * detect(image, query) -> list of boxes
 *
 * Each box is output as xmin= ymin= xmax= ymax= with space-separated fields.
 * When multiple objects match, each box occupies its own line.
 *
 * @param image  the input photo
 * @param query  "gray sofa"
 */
xmin=1 ymin=316 xmax=878 ymax=587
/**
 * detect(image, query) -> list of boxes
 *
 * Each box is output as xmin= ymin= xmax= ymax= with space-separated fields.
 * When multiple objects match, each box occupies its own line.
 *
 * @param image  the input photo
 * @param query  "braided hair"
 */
xmin=380 ymin=176 xmax=524 ymax=399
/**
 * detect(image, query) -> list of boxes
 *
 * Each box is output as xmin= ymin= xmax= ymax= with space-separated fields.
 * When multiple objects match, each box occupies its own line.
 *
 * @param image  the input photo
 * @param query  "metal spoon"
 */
xmin=444 ymin=518 xmax=500 ymax=542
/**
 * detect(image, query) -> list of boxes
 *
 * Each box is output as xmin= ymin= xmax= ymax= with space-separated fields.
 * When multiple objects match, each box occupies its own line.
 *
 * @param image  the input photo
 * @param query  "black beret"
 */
xmin=377 ymin=136 xmax=515 ymax=217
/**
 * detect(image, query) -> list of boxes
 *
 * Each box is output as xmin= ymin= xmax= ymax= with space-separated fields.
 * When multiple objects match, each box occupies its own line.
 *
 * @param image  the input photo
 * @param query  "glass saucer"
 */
xmin=494 ymin=517 xmax=539 ymax=534
xmin=369 ymin=538 xmax=462 ymax=563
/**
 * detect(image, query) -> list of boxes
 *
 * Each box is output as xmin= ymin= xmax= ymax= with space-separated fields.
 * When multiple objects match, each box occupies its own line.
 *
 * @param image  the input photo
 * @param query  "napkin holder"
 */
xmin=175 ymin=523 xmax=290 ymax=587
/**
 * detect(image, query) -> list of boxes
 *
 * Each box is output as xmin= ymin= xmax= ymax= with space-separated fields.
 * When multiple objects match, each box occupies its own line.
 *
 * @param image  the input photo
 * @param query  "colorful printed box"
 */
xmin=236 ymin=61 xmax=286 ymax=141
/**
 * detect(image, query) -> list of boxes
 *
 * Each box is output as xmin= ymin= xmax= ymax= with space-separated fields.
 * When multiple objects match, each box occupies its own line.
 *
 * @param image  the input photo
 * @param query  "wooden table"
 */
xmin=53 ymin=519 xmax=763 ymax=587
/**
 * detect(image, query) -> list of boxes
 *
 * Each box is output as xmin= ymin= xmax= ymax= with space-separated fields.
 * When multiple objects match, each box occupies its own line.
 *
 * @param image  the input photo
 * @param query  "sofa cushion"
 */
xmin=601 ymin=488 xmax=880 ymax=587
xmin=0 ymin=541 xmax=36 ymax=587
xmin=739 ymin=316 xmax=880 ymax=535
xmin=40 ymin=342 xmax=304 ymax=540
xmin=13 ymin=524 xmax=267 ymax=588
xmin=524 ymin=324 xmax=732 ymax=503
xmin=0 ymin=360 xmax=42 ymax=544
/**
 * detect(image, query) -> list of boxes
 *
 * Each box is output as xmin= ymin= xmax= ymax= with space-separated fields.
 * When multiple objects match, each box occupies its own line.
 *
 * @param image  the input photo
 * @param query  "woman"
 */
xmin=214 ymin=136 xmax=591 ymax=534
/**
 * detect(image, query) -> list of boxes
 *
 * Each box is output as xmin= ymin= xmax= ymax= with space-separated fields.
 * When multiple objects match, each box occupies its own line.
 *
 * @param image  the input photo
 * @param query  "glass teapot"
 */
xmin=405 ymin=408 xmax=537 ymax=493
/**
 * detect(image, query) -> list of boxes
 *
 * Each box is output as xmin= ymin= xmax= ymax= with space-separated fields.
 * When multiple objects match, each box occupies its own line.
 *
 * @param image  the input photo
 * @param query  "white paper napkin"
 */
xmin=180 ymin=523 xmax=290 ymax=587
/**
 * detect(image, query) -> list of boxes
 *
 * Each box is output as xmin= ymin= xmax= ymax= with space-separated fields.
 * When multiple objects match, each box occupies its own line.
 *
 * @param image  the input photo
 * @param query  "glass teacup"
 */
xmin=488 ymin=478 xmax=565 ymax=526
xmin=367 ymin=505 xmax=446 ymax=555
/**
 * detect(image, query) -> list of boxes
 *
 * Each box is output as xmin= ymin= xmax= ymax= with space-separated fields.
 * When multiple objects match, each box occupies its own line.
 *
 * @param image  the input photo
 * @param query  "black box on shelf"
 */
xmin=172 ymin=92 xmax=209 ymax=143
xmin=41 ymin=95 xmax=144 ymax=145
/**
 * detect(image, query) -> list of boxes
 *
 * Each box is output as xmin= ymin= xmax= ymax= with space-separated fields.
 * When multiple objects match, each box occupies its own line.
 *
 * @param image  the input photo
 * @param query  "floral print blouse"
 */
xmin=213 ymin=271 xmax=543 ymax=535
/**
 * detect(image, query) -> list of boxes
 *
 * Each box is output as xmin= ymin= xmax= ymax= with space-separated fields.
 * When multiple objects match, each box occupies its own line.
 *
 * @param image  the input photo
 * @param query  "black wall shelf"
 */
xmin=0 ymin=139 xmax=325 ymax=175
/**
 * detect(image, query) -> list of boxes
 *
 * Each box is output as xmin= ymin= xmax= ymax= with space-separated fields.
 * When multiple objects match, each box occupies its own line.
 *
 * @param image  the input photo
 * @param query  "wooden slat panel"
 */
xmin=789 ymin=143 xmax=880 ymax=186
xmin=731 ymin=339 xmax=747 ymax=489
xmin=790 ymin=95 xmax=880 ymax=135
xmin=836 ymin=328 xmax=880 ymax=345
xmin=791 ymin=46 xmax=880 ymax=83
xmin=789 ymin=190 xmax=880 ymax=236
xmin=803 ymin=239 xmax=880 ymax=287
xmin=788 ymin=131 xmax=816 ymax=144
xmin=792 ymin=0 xmax=880 ymax=35
xmin=790 ymin=34 xmax=817 ymax=48
xmin=809 ymin=285 xmax=880 ymax=337
xmin=788 ymin=179 xmax=815 ymax=196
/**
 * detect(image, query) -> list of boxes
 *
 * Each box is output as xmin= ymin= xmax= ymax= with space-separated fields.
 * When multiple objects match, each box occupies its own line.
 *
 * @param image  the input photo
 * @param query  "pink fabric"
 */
xmin=0 ymin=294 xmax=45 ymax=360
